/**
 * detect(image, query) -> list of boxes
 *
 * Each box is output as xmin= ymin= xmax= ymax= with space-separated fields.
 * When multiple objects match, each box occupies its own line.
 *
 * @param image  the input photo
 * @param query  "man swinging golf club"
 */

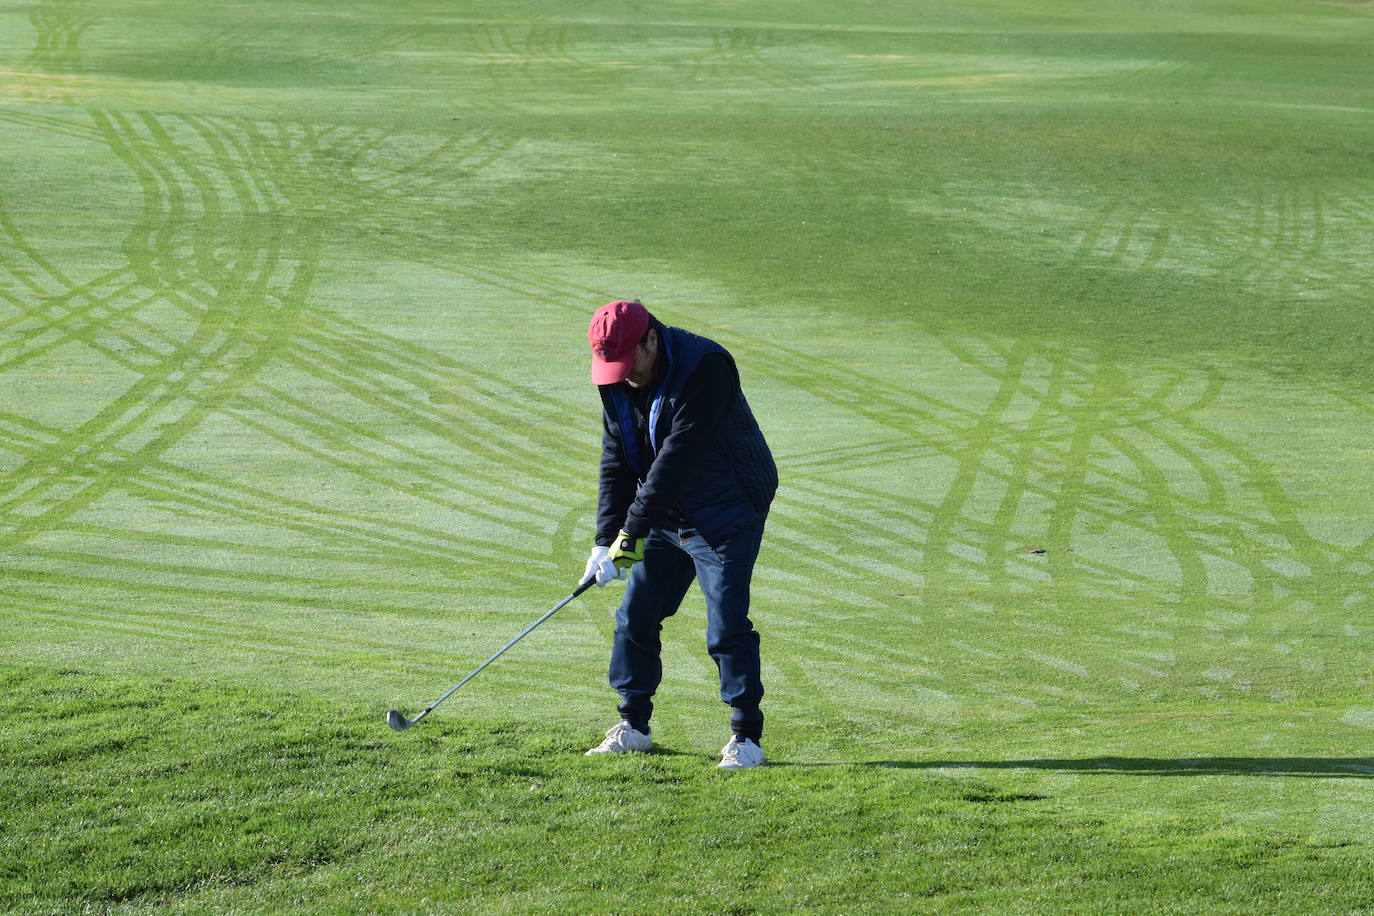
xmin=581 ymin=300 xmax=778 ymax=769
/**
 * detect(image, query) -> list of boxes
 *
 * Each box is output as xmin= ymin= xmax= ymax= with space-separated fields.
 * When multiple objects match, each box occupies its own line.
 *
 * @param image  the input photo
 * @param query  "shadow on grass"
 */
xmin=775 ymin=758 xmax=1374 ymax=778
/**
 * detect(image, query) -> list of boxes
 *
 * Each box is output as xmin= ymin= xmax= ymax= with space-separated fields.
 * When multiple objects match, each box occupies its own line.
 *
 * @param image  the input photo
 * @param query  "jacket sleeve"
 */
xmin=621 ymin=353 xmax=737 ymax=538
xmin=596 ymin=402 xmax=640 ymax=547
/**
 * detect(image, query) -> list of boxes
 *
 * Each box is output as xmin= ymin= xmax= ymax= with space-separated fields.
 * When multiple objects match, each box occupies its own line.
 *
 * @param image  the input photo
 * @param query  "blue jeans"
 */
xmin=609 ymin=519 xmax=766 ymax=737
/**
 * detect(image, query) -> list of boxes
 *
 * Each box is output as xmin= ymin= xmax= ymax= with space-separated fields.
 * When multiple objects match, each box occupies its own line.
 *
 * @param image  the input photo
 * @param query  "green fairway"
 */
xmin=3 ymin=0 xmax=1374 ymax=911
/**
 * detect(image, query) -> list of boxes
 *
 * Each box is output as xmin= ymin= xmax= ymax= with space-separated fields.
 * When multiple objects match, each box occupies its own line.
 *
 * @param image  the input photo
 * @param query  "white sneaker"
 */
xmin=585 ymin=721 xmax=652 ymax=755
xmin=718 ymin=736 xmax=765 ymax=769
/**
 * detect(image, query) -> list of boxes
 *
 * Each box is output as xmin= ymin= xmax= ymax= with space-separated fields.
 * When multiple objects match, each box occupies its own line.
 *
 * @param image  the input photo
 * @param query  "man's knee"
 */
xmin=707 ymin=621 xmax=759 ymax=659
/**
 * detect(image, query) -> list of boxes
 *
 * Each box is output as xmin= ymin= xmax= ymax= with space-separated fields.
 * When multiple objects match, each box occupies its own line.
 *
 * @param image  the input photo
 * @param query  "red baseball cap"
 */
xmin=588 ymin=300 xmax=649 ymax=385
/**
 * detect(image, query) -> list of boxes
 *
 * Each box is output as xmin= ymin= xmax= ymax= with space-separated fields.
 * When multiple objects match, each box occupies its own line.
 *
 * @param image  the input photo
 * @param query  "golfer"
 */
xmin=580 ymin=300 xmax=778 ymax=769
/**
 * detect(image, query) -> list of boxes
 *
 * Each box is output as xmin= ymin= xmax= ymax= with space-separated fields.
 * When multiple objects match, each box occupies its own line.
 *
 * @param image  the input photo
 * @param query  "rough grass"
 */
xmin=4 ymin=664 xmax=1373 ymax=914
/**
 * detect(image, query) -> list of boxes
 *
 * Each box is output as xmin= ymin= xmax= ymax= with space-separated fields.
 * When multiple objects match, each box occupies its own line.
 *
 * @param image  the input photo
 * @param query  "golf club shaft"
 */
xmin=412 ymin=579 xmax=595 ymax=723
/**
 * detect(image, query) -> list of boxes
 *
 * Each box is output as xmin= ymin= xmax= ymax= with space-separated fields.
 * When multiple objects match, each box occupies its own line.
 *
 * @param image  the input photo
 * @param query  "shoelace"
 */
xmin=723 ymin=740 xmax=752 ymax=764
xmin=600 ymin=723 xmax=639 ymax=750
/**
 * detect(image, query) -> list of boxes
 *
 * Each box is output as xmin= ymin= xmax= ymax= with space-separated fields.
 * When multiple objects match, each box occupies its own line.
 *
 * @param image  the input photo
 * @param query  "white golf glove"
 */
xmin=581 ymin=545 xmax=625 ymax=587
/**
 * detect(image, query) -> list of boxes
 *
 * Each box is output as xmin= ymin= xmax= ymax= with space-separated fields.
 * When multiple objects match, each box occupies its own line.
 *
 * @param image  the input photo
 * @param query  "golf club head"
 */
xmin=386 ymin=709 xmax=412 ymax=731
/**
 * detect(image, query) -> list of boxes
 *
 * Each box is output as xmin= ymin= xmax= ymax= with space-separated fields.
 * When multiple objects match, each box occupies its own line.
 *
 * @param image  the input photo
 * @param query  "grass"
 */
xmin=3 ymin=0 xmax=1374 ymax=911
xmin=7 ymin=665 xmax=1373 ymax=914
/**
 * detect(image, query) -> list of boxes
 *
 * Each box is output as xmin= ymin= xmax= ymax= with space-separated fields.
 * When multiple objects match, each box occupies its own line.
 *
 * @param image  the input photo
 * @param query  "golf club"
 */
xmin=387 ymin=578 xmax=595 ymax=731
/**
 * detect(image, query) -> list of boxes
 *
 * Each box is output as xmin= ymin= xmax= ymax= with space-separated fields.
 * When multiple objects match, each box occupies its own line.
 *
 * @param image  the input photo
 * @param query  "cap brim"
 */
xmin=591 ymin=355 xmax=635 ymax=385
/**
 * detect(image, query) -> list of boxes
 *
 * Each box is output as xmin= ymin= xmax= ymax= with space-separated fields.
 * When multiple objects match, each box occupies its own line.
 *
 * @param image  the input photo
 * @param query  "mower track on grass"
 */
xmin=464 ymin=22 xmax=587 ymax=87
xmin=9 ymin=168 xmax=1372 ymax=716
xmin=208 ymin=256 xmax=1374 ymax=723
xmin=2 ymin=0 xmax=548 ymax=624
xmin=4 ymin=0 xmax=1373 ymax=761
xmin=1 ymin=109 xmax=571 ymax=677
xmin=19 ymin=0 xmax=97 ymax=85
xmin=714 ymin=324 xmax=1371 ymax=709
xmin=0 ymin=111 xmax=322 ymax=553
xmin=1062 ymin=179 xmax=1371 ymax=298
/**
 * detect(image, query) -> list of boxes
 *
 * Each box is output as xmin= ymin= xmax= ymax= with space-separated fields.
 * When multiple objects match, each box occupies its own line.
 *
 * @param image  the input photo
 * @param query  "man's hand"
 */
xmin=582 ymin=545 xmax=624 ymax=587
xmin=608 ymin=530 xmax=645 ymax=572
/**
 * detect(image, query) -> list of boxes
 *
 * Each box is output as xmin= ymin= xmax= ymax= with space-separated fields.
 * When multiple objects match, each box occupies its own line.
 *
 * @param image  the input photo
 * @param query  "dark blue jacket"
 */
xmin=597 ymin=325 xmax=777 ymax=548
